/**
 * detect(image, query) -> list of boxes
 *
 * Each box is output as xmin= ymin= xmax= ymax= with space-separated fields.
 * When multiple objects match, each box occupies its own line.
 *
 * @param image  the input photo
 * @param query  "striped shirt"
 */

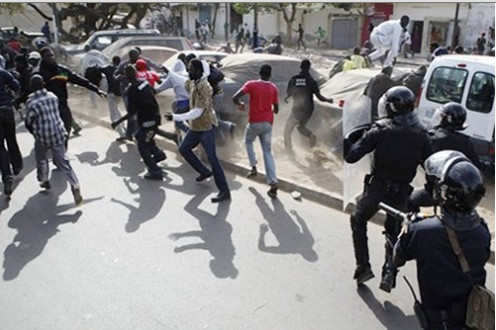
xmin=25 ymin=89 xmax=68 ymax=147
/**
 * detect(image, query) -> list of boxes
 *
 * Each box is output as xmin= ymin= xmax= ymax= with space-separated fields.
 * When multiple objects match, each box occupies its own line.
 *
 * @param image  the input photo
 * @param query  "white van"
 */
xmin=416 ymin=55 xmax=495 ymax=164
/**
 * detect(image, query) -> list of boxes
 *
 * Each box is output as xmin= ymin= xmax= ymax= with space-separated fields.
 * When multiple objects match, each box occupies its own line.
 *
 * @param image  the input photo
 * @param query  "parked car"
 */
xmin=212 ymin=53 xmax=328 ymax=122
xmin=1 ymin=27 xmax=44 ymax=46
xmin=112 ymin=45 xmax=178 ymax=65
xmin=101 ymin=36 xmax=194 ymax=59
xmin=161 ymin=50 xmax=229 ymax=69
xmin=415 ymin=54 xmax=495 ymax=165
xmin=64 ymin=29 xmax=160 ymax=55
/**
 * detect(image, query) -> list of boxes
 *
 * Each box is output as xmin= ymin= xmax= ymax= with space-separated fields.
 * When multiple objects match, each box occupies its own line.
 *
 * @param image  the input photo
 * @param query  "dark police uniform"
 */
xmin=284 ymin=71 xmax=320 ymax=152
xmin=345 ymin=115 xmax=432 ymax=283
xmin=394 ymin=213 xmax=490 ymax=329
xmin=408 ymin=127 xmax=482 ymax=212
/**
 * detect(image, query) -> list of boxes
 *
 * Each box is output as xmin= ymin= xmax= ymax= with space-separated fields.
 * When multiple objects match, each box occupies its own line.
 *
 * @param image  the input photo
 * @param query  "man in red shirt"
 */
xmin=135 ymin=59 xmax=162 ymax=88
xmin=232 ymin=64 xmax=279 ymax=197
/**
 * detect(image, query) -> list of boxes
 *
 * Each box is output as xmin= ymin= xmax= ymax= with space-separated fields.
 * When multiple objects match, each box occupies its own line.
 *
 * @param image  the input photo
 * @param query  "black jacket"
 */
xmin=345 ymin=114 xmax=432 ymax=184
xmin=37 ymin=61 xmax=99 ymax=105
xmin=394 ymin=213 xmax=490 ymax=310
xmin=430 ymin=127 xmax=482 ymax=170
xmin=125 ymin=79 xmax=161 ymax=128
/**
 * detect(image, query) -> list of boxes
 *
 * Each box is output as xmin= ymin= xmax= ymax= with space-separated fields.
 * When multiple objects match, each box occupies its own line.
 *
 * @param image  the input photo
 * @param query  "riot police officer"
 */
xmin=394 ymin=150 xmax=491 ymax=329
xmin=344 ymin=86 xmax=432 ymax=292
xmin=408 ymin=102 xmax=483 ymax=212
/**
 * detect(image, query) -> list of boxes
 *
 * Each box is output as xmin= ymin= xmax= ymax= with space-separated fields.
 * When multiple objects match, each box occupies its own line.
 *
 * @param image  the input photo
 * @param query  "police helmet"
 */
xmin=378 ymin=86 xmax=415 ymax=118
xmin=425 ymin=150 xmax=485 ymax=215
xmin=433 ymin=102 xmax=468 ymax=130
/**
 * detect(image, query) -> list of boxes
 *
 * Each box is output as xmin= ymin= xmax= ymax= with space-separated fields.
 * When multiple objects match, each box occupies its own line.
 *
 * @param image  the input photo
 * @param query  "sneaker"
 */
xmin=4 ymin=179 xmax=13 ymax=196
xmin=353 ymin=266 xmax=374 ymax=285
xmin=379 ymin=270 xmax=397 ymax=293
xmin=211 ymin=191 xmax=231 ymax=203
xmin=267 ymin=182 xmax=278 ymax=198
xmin=72 ymin=122 xmax=82 ymax=135
xmin=71 ymin=186 xmax=83 ymax=206
xmin=246 ymin=166 xmax=257 ymax=178
xmin=196 ymin=172 xmax=213 ymax=182
xmin=40 ymin=181 xmax=51 ymax=190
xmin=144 ymin=172 xmax=163 ymax=181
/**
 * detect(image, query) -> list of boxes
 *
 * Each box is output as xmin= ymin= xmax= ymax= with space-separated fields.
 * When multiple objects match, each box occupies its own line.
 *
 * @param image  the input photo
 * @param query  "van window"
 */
xmin=426 ymin=66 xmax=467 ymax=104
xmin=466 ymin=72 xmax=494 ymax=114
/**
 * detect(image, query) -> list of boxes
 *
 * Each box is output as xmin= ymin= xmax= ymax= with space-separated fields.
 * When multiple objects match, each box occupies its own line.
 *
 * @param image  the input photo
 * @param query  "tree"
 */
xmin=0 ymin=3 xmax=25 ymax=15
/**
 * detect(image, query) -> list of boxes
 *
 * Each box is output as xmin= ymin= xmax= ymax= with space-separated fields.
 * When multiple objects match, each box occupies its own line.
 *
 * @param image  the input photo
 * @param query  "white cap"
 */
xmin=28 ymin=51 xmax=41 ymax=60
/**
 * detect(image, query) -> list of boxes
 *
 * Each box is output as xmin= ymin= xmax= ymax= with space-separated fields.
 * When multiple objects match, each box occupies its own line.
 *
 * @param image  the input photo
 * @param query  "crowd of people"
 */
xmin=0 ymin=17 xmax=493 ymax=330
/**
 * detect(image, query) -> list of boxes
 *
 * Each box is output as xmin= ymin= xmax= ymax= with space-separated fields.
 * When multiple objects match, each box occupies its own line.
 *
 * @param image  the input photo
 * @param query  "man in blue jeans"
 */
xmin=165 ymin=59 xmax=230 ymax=203
xmin=232 ymin=64 xmax=279 ymax=198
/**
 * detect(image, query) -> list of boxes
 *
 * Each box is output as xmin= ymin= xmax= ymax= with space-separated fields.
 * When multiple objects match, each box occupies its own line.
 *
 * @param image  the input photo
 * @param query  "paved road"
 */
xmin=1 ymin=121 xmax=493 ymax=329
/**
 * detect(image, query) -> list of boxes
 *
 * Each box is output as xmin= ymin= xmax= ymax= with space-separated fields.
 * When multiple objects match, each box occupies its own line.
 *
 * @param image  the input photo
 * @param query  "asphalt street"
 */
xmin=0 ymin=117 xmax=494 ymax=330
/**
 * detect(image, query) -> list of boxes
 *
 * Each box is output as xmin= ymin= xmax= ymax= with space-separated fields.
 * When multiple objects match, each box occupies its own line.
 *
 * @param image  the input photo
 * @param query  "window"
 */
xmin=93 ymin=36 xmax=112 ymax=49
xmin=426 ymin=66 xmax=467 ymax=104
xmin=467 ymin=72 xmax=494 ymax=113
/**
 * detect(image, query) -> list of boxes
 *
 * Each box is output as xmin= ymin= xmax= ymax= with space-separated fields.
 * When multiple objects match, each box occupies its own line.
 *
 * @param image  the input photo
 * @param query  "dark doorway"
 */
xmin=411 ymin=21 xmax=423 ymax=53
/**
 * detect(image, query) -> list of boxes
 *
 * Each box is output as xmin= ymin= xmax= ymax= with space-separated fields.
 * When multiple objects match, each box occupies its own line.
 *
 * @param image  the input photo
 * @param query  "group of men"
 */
xmin=0 ymin=25 xmax=492 ymax=330
xmin=344 ymin=84 xmax=491 ymax=329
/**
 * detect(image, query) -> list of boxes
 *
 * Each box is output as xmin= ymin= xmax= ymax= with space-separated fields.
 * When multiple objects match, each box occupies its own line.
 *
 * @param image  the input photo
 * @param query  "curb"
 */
xmin=73 ymin=109 xmax=495 ymax=265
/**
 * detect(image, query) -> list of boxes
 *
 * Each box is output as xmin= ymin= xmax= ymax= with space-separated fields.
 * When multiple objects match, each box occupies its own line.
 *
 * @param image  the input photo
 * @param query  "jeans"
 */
xmin=35 ymin=141 xmax=79 ymax=187
xmin=283 ymin=114 xmax=314 ymax=152
xmin=108 ymin=93 xmax=126 ymax=138
xmin=135 ymin=127 xmax=164 ymax=176
xmin=174 ymin=100 xmax=190 ymax=133
xmin=0 ymin=107 xmax=22 ymax=183
xmin=244 ymin=121 xmax=277 ymax=185
xmin=179 ymin=127 xmax=229 ymax=194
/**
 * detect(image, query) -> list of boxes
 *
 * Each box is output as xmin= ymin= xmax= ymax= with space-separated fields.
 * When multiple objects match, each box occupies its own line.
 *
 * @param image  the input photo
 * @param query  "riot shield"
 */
xmin=343 ymin=95 xmax=372 ymax=212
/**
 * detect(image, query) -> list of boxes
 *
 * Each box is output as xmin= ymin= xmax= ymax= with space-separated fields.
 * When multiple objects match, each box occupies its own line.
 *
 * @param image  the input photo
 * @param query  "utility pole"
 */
xmin=224 ymin=3 xmax=229 ymax=41
xmin=252 ymin=3 xmax=258 ymax=48
xmin=450 ymin=3 xmax=460 ymax=52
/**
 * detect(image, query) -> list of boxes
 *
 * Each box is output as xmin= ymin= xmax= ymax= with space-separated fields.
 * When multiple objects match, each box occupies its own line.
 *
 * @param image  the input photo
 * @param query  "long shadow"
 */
xmin=249 ymin=187 xmax=318 ymax=262
xmin=169 ymin=187 xmax=238 ymax=279
xmin=110 ymin=175 xmax=167 ymax=233
xmin=76 ymin=141 xmax=144 ymax=179
xmin=3 ymin=171 xmax=82 ymax=281
xmin=357 ymin=285 xmax=420 ymax=329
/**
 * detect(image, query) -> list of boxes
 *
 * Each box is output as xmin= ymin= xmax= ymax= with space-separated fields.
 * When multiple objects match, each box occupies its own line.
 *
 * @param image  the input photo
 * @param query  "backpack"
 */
xmin=207 ymin=64 xmax=224 ymax=95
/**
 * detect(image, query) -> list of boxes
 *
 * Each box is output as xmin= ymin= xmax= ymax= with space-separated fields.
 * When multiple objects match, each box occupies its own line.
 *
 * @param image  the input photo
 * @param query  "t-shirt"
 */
xmin=242 ymin=79 xmax=278 ymax=124
xmin=286 ymin=71 xmax=319 ymax=120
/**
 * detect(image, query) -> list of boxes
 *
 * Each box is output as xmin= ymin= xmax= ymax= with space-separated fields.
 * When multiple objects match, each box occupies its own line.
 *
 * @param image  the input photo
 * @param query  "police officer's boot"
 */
xmin=379 ymin=232 xmax=397 ymax=293
xmin=351 ymin=216 xmax=374 ymax=284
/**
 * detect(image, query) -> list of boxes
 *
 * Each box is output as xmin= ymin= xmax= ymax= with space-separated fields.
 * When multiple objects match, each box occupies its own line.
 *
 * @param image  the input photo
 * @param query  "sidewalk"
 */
xmin=68 ymin=47 xmax=494 ymax=263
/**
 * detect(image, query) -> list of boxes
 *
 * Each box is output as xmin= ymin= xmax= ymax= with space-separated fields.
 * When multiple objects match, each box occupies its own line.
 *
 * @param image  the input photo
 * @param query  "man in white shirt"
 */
xmin=368 ymin=16 xmax=410 ymax=68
